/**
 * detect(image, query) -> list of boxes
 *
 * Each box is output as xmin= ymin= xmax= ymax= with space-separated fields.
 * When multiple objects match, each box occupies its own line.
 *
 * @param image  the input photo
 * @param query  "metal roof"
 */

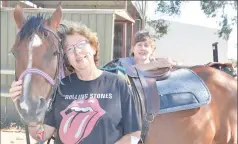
xmin=1 ymin=7 xmax=135 ymax=23
xmin=29 ymin=1 xmax=126 ymax=9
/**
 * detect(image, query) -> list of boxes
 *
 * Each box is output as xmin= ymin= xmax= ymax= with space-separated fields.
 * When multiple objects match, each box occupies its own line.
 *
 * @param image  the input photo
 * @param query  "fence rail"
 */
xmin=1 ymin=69 xmax=14 ymax=97
xmin=0 ymin=69 xmax=15 ymax=75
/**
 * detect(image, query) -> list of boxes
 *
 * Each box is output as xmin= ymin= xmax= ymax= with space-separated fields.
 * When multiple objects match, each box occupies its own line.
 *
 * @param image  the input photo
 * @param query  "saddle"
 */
xmin=104 ymin=58 xmax=172 ymax=113
xmin=206 ymin=62 xmax=237 ymax=77
xmin=103 ymin=57 xmax=172 ymax=142
xmin=118 ymin=58 xmax=171 ymax=114
xmin=102 ymin=57 xmax=211 ymax=143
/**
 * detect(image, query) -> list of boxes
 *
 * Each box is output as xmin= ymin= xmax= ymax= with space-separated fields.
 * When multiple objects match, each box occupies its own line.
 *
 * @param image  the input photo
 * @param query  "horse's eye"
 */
xmin=53 ymin=51 xmax=58 ymax=56
xmin=10 ymin=49 xmax=16 ymax=57
xmin=43 ymin=31 xmax=49 ymax=37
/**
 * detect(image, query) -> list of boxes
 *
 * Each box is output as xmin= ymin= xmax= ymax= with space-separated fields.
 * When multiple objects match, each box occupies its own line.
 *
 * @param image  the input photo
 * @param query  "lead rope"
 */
xmin=36 ymin=123 xmax=45 ymax=144
xmin=14 ymin=65 xmax=31 ymax=144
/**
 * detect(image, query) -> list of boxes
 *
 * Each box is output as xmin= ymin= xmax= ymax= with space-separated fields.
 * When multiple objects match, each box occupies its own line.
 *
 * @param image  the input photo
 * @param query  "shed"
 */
xmin=0 ymin=7 xmax=134 ymax=125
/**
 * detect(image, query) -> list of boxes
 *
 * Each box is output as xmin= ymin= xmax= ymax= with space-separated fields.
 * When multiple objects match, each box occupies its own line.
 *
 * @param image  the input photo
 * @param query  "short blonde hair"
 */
xmin=57 ymin=20 xmax=100 ymax=66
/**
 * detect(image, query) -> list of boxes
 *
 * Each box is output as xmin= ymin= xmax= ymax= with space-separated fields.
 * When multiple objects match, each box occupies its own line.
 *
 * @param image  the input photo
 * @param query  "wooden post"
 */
xmin=212 ymin=42 xmax=219 ymax=62
xmin=132 ymin=6 xmax=137 ymax=51
xmin=122 ymin=23 xmax=127 ymax=57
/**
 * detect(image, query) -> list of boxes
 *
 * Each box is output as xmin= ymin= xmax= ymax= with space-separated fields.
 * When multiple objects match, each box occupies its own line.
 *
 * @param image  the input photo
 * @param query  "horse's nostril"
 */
xmin=38 ymin=98 xmax=46 ymax=109
xmin=36 ymin=98 xmax=46 ymax=115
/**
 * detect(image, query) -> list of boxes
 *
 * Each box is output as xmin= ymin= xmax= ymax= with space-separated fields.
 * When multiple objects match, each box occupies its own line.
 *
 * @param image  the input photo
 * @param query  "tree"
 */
xmin=200 ymin=1 xmax=237 ymax=41
xmin=132 ymin=1 xmax=147 ymax=29
xmin=146 ymin=19 xmax=170 ymax=39
xmin=149 ymin=1 xmax=237 ymax=41
xmin=132 ymin=1 xmax=170 ymax=39
xmin=229 ymin=58 xmax=237 ymax=68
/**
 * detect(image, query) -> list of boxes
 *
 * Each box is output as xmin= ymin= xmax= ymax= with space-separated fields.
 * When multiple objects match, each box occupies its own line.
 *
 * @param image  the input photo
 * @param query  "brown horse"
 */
xmin=103 ymin=58 xmax=237 ymax=144
xmin=11 ymin=5 xmax=65 ymax=123
xmin=12 ymin=5 xmax=237 ymax=144
xmin=144 ymin=65 xmax=237 ymax=144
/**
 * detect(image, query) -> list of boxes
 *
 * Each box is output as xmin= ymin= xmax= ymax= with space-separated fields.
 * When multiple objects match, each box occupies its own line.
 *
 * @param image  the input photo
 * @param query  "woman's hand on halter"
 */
xmin=9 ymin=80 xmax=23 ymax=103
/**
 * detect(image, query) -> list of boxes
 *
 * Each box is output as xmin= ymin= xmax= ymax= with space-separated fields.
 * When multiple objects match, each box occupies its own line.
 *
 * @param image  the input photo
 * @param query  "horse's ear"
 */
xmin=13 ymin=5 xmax=26 ymax=30
xmin=50 ymin=5 xmax=62 ymax=30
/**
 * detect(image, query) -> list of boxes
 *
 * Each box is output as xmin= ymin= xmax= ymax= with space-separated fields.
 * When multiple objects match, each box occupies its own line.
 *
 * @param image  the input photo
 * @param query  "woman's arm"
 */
xmin=115 ymin=78 xmax=142 ymax=144
xmin=115 ymin=131 xmax=141 ymax=144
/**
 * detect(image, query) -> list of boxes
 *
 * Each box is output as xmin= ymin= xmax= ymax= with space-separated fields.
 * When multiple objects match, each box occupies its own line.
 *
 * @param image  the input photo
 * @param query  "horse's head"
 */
xmin=11 ymin=5 xmax=62 ymax=123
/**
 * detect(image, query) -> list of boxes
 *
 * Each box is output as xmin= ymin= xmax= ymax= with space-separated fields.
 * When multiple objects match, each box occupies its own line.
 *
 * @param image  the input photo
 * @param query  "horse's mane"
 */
xmin=18 ymin=13 xmax=51 ymax=41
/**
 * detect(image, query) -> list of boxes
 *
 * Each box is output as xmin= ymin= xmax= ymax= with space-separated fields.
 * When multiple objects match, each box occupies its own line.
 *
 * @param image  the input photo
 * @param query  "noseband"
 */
xmin=19 ymin=68 xmax=56 ymax=85
xmin=15 ymin=26 xmax=65 ymax=112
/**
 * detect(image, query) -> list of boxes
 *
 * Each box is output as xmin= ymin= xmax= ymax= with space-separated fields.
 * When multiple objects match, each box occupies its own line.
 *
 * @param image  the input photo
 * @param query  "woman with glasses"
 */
xmin=9 ymin=20 xmax=141 ymax=144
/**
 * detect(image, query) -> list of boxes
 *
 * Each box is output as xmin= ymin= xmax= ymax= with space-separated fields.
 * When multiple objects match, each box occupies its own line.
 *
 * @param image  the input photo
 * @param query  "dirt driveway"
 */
xmin=1 ymin=129 xmax=54 ymax=144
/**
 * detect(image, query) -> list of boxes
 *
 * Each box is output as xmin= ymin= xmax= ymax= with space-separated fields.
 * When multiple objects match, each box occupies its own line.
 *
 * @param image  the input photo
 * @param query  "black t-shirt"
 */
xmin=44 ymin=71 xmax=141 ymax=144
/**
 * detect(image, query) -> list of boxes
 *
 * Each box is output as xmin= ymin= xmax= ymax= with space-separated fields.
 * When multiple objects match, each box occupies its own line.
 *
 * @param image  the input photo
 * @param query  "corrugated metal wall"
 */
xmin=61 ymin=12 xmax=114 ymax=67
xmin=1 ymin=9 xmax=19 ymax=127
xmin=0 ymin=8 xmax=115 ymax=127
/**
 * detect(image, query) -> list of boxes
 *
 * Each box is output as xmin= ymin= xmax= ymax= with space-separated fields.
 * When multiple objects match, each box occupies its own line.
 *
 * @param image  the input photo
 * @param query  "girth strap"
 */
xmin=119 ymin=59 xmax=160 ymax=143
xmin=135 ymin=68 xmax=160 ymax=142
xmin=136 ymin=69 xmax=160 ymax=114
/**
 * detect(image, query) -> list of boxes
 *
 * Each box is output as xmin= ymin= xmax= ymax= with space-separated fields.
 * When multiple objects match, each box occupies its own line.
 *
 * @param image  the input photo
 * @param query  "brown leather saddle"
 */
xmin=118 ymin=58 xmax=170 ymax=113
xmin=102 ymin=57 xmax=173 ymax=143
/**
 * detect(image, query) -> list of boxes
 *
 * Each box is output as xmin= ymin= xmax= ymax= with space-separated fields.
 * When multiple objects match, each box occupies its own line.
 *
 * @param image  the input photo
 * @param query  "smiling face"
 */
xmin=133 ymin=40 xmax=154 ymax=62
xmin=64 ymin=33 xmax=96 ymax=71
xmin=132 ymin=31 xmax=156 ymax=64
xmin=58 ymin=21 xmax=100 ymax=72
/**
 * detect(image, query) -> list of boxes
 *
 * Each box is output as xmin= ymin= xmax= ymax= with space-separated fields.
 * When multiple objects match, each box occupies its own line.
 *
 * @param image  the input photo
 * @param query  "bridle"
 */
xmin=14 ymin=25 xmax=65 ymax=113
xmin=13 ymin=23 xmax=66 ymax=144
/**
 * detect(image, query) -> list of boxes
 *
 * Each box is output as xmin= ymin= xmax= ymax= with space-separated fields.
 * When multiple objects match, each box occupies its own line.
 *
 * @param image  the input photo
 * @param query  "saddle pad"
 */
xmin=156 ymin=68 xmax=211 ymax=114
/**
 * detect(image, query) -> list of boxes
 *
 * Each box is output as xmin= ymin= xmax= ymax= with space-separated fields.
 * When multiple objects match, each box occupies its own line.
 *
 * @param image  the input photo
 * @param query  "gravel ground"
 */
xmin=1 ymin=129 xmax=54 ymax=144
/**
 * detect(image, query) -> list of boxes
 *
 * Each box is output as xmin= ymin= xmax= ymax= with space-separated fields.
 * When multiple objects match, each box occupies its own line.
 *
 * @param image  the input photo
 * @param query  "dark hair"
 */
xmin=131 ymin=30 xmax=156 ymax=56
xmin=18 ymin=14 xmax=51 ymax=41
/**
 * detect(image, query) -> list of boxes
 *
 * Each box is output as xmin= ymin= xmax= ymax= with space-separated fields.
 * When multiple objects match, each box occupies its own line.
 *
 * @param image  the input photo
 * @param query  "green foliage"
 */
xmin=229 ymin=58 xmax=237 ymax=67
xmin=146 ymin=19 xmax=170 ymax=40
xmin=200 ymin=1 xmax=237 ymax=40
xmin=156 ymin=1 xmax=183 ymax=16
xmin=151 ymin=1 xmax=237 ymax=41
xmin=145 ymin=1 xmax=183 ymax=39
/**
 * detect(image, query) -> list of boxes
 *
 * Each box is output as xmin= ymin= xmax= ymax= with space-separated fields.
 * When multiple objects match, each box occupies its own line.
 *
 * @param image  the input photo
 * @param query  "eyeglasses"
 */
xmin=65 ymin=40 xmax=89 ymax=53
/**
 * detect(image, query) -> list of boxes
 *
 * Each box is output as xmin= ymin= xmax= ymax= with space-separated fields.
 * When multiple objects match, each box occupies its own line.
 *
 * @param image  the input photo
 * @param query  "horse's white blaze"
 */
xmin=21 ymin=34 xmax=42 ymax=111
xmin=30 ymin=34 xmax=42 ymax=47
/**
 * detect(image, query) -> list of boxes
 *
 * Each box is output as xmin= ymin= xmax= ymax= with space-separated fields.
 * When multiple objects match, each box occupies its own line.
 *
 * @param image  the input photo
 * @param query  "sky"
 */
xmin=146 ymin=1 xmax=237 ymax=60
